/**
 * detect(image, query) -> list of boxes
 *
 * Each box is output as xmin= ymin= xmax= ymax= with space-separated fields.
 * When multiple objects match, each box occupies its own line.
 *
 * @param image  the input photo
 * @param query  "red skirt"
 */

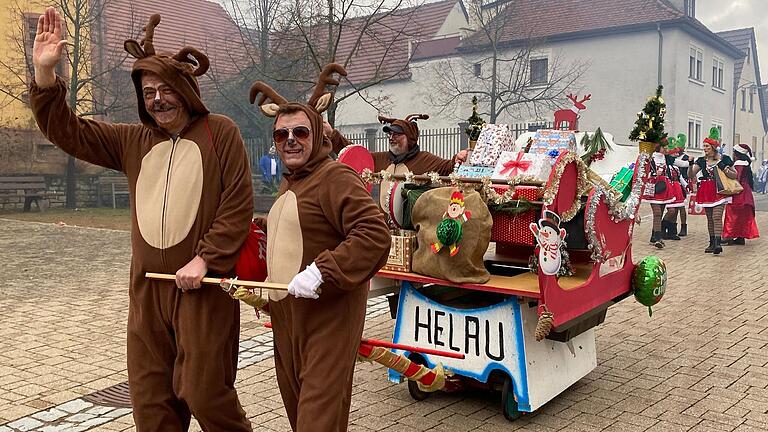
xmin=695 ymin=179 xmax=732 ymax=207
xmin=644 ymin=176 xmax=674 ymax=204
xmin=667 ymin=181 xmax=686 ymax=208
xmin=723 ymin=204 xmax=759 ymax=239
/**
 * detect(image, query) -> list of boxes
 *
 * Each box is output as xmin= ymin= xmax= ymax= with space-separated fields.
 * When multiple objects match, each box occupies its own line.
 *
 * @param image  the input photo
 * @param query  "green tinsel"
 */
xmin=487 ymin=198 xmax=535 ymax=215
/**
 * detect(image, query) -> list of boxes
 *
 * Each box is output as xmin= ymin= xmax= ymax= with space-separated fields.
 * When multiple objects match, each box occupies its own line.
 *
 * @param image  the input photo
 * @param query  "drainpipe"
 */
xmin=657 ymin=24 xmax=663 ymax=86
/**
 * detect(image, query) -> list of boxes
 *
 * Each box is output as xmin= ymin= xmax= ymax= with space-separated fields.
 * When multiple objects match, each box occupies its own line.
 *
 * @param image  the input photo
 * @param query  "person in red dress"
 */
xmin=643 ymin=139 xmax=675 ymax=248
xmin=689 ymin=128 xmax=738 ymax=254
xmin=722 ymin=144 xmax=759 ymax=245
xmin=661 ymin=135 xmax=690 ymax=240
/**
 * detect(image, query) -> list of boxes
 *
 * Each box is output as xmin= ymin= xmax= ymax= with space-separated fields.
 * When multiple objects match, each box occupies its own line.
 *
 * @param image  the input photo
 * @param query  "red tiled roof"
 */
xmin=275 ymin=0 xmax=460 ymax=84
xmin=102 ymin=0 xmax=250 ymax=77
xmin=461 ymin=0 xmax=685 ymax=48
xmin=412 ymin=35 xmax=461 ymax=60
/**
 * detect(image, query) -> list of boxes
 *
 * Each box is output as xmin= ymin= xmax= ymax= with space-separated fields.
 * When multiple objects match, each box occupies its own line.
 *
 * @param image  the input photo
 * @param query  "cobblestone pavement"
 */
xmin=1 ymin=205 xmax=767 ymax=431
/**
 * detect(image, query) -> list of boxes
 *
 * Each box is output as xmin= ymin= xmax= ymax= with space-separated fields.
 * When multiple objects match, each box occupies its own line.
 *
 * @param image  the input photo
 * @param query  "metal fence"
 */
xmin=246 ymin=121 xmax=558 ymax=170
xmin=341 ymin=121 xmax=557 ymax=159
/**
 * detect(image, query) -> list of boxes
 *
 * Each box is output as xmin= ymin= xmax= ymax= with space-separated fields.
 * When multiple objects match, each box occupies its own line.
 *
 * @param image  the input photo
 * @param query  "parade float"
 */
xmin=354 ymin=91 xmax=669 ymax=420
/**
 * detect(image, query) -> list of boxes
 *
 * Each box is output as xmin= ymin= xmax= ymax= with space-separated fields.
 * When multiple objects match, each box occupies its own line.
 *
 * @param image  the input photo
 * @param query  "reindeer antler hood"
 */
xmin=249 ymin=64 xmax=347 ymax=178
xmin=125 ymin=14 xmax=210 ymax=128
xmin=378 ymin=113 xmax=429 ymax=147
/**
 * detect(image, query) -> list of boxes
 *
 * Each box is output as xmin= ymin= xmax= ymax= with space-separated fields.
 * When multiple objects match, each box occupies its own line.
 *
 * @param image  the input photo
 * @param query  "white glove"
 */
xmin=288 ymin=262 xmax=322 ymax=299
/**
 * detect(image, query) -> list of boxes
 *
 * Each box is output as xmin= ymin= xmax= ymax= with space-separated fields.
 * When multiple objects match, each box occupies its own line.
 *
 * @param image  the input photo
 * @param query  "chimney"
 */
xmin=667 ymin=0 xmax=696 ymax=18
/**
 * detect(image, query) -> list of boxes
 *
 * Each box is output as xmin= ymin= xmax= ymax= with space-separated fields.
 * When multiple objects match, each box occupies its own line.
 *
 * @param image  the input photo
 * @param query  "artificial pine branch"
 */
xmin=629 ymin=85 xmax=668 ymax=143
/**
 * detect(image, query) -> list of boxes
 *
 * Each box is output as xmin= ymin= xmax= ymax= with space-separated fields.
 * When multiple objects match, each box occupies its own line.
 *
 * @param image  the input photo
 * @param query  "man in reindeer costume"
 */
xmin=30 ymin=9 xmax=253 ymax=430
xmin=330 ymin=113 xmax=467 ymax=174
xmin=249 ymin=65 xmax=391 ymax=431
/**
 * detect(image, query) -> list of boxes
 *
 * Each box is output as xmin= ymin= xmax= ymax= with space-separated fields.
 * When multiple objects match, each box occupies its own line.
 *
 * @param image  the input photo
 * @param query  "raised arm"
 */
xmin=30 ymin=7 xmax=130 ymax=171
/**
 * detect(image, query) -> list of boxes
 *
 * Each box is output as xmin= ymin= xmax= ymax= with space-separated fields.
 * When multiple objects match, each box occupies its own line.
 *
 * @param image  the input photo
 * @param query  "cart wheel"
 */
xmin=501 ymin=376 xmax=522 ymax=421
xmin=407 ymin=354 xmax=431 ymax=401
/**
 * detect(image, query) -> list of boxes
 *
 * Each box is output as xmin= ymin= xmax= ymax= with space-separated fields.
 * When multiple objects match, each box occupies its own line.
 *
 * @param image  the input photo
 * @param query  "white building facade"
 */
xmin=334 ymin=0 xmax=744 ymax=156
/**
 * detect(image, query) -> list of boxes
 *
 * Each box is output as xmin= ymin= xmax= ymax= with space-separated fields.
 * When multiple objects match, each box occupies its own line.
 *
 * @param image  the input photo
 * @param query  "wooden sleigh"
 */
xmin=364 ymin=148 xmax=652 ymax=420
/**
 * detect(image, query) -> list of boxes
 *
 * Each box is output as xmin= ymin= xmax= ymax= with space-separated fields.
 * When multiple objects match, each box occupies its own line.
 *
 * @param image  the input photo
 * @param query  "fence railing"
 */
xmin=246 ymin=121 xmax=558 ymax=172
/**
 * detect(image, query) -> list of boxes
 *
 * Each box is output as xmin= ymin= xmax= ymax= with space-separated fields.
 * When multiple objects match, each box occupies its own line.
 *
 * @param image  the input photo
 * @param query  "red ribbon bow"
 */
xmin=500 ymin=152 xmax=532 ymax=177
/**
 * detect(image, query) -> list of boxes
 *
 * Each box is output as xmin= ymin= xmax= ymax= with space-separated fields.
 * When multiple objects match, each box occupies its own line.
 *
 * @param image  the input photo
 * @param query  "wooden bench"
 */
xmin=99 ymin=175 xmax=130 ymax=208
xmin=0 ymin=176 xmax=48 ymax=212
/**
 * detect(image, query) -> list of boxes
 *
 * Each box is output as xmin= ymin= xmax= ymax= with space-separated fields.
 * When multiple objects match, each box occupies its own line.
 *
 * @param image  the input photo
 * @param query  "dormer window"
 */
xmin=686 ymin=0 xmax=696 ymax=17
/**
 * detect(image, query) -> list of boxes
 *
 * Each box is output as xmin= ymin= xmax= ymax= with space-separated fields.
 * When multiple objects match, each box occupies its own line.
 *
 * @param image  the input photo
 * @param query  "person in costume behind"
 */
xmin=249 ymin=64 xmax=391 ymax=432
xmin=327 ymin=113 xmax=468 ymax=174
xmin=722 ymin=144 xmax=759 ymax=245
xmin=30 ymin=9 xmax=254 ymax=430
xmin=644 ymin=139 xmax=676 ymax=248
xmin=661 ymin=134 xmax=691 ymax=240
xmin=689 ymin=128 xmax=738 ymax=255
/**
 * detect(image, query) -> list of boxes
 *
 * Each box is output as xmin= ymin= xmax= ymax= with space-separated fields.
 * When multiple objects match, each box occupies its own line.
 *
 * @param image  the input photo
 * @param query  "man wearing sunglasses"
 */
xmin=250 ymin=65 xmax=391 ymax=431
xmin=29 ymin=9 xmax=253 ymax=430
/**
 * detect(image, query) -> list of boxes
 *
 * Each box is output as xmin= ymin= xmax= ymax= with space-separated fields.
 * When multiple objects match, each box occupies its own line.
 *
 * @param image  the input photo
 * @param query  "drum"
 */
xmin=337 ymin=144 xmax=374 ymax=193
xmin=386 ymin=181 xmax=407 ymax=228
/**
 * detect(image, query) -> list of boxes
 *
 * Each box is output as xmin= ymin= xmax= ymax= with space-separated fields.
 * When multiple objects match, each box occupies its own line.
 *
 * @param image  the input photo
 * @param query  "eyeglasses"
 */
xmin=142 ymin=85 xmax=178 ymax=100
xmin=273 ymin=126 xmax=311 ymax=144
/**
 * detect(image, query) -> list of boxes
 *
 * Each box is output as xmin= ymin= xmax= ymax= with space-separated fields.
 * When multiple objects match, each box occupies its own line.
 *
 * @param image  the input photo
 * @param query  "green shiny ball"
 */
xmin=632 ymin=256 xmax=667 ymax=316
xmin=436 ymin=218 xmax=463 ymax=245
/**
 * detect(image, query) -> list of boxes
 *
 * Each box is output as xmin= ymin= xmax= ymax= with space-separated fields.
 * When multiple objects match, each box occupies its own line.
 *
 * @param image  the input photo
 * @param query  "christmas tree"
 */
xmin=629 ymin=85 xmax=667 ymax=143
xmin=465 ymin=96 xmax=486 ymax=141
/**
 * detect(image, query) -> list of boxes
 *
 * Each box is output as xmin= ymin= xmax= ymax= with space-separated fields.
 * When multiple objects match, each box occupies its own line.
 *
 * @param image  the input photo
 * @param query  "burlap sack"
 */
xmin=411 ymin=187 xmax=491 ymax=284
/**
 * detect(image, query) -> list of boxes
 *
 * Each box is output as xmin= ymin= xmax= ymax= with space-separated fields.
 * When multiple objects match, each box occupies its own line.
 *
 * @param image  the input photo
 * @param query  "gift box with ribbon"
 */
xmin=467 ymin=124 xmax=516 ymax=167
xmin=609 ymin=167 xmax=634 ymax=202
xmin=491 ymin=151 xmax=552 ymax=182
xmin=527 ymin=129 xmax=577 ymax=155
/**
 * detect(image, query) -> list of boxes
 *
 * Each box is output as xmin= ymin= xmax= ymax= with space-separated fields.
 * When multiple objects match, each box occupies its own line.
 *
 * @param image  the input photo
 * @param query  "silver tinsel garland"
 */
xmin=584 ymin=152 xmax=651 ymax=262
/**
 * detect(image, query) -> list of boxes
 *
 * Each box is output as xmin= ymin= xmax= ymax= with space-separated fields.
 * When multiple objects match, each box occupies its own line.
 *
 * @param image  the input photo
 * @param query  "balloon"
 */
xmin=632 ymin=256 xmax=667 ymax=316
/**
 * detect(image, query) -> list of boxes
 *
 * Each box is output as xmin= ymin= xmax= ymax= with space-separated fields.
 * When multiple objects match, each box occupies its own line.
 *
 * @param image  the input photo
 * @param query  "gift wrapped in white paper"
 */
xmin=491 ymin=151 xmax=552 ymax=182
xmin=468 ymin=124 xmax=516 ymax=167
xmin=527 ymin=129 xmax=577 ymax=155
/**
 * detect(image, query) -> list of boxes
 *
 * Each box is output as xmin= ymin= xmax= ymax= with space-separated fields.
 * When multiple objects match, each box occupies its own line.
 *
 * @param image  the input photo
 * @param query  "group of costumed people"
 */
xmin=645 ymin=127 xmax=759 ymax=254
xmin=30 ymin=8 xmax=468 ymax=432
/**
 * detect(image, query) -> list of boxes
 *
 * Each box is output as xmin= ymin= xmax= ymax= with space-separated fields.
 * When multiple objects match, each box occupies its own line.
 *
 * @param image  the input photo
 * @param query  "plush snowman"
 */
xmin=529 ymin=210 xmax=566 ymax=276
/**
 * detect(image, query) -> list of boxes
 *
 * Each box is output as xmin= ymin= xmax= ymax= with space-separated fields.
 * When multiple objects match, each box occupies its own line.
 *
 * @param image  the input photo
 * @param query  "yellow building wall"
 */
xmin=0 ymin=0 xmax=98 ymax=174
xmin=0 ymin=0 xmax=45 ymax=128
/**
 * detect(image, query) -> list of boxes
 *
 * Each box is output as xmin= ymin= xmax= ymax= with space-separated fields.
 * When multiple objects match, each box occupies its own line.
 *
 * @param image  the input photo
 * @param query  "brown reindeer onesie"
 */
xmin=372 ymin=114 xmax=456 ymax=175
xmin=249 ymin=65 xmax=391 ymax=431
xmin=30 ymin=15 xmax=253 ymax=431
xmin=329 ymin=114 xmax=455 ymax=175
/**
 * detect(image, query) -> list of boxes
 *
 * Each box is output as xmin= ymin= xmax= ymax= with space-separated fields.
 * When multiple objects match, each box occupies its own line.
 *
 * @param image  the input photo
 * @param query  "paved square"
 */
xmin=1 ymin=204 xmax=767 ymax=431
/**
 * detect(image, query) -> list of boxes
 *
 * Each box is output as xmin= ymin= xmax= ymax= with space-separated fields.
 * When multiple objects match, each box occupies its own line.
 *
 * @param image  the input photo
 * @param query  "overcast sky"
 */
xmin=696 ymin=0 xmax=767 ymax=83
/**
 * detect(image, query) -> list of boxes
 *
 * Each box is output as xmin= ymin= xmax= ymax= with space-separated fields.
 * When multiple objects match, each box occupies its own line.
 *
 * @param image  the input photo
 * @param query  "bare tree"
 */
xmin=217 ymin=0 xmax=428 ymax=127
xmin=428 ymin=1 xmax=589 ymax=123
xmin=0 ymin=0 xmax=132 ymax=207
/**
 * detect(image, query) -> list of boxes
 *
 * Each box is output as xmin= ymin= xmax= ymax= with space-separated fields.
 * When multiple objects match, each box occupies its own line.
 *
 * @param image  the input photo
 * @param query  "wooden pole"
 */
xmin=145 ymin=272 xmax=289 ymax=291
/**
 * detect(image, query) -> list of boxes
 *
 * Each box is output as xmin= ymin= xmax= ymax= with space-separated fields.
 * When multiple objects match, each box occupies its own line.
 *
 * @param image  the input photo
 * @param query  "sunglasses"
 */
xmin=273 ymin=126 xmax=311 ymax=144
